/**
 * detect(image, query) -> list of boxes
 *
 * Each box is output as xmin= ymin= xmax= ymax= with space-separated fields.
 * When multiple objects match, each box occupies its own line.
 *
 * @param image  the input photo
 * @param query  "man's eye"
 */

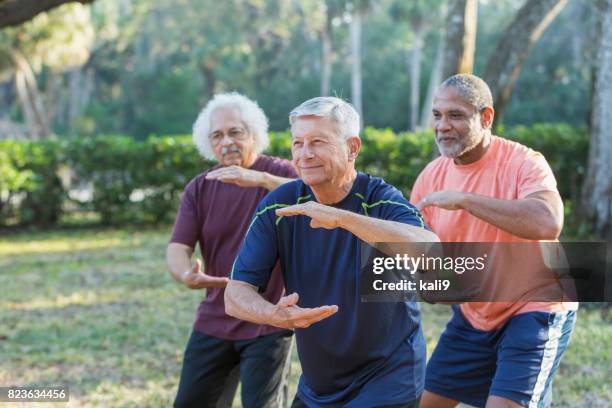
xmin=293 ymin=141 xmax=303 ymax=147
xmin=451 ymin=114 xmax=463 ymax=119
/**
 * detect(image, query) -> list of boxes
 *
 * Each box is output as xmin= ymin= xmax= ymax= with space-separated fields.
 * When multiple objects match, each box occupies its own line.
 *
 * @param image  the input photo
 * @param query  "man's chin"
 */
xmin=436 ymin=144 xmax=463 ymax=159
xmin=300 ymin=175 xmax=324 ymax=187
xmin=439 ymin=151 xmax=461 ymax=159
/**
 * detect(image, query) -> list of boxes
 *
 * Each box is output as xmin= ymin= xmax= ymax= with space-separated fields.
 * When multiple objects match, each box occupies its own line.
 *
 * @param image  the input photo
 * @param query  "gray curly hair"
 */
xmin=439 ymin=74 xmax=494 ymax=112
xmin=289 ymin=96 xmax=360 ymax=139
xmin=192 ymin=92 xmax=269 ymax=160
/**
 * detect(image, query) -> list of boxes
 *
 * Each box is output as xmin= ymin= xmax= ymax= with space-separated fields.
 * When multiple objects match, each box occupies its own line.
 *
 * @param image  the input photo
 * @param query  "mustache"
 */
xmin=221 ymin=145 xmax=241 ymax=156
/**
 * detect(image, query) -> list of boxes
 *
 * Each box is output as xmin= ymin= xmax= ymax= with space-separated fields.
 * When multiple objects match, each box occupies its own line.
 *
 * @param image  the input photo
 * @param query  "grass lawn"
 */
xmin=0 ymin=227 xmax=610 ymax=407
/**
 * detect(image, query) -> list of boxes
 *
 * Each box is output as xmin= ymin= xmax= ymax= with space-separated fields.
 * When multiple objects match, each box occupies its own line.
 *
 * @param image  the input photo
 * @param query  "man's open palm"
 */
xmin=270 ymin=293 xmax=338 ymax=329
xmin=182 ymin=259 xmax=229 ymax=289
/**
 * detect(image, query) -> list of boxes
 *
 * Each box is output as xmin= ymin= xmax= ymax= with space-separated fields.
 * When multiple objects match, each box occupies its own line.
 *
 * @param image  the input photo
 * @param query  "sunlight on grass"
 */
xmin=0 ymin=227 xmax=170 ymax=256
xmin=3 ymin=290 xmax=123 ymax=311
xmin=0 ymin=237 xmax=125 ymax=256
xmin=0 ymin=227 xmax=609 ymax=407
xmin=87 ymin=379 xmax=176 ymax=407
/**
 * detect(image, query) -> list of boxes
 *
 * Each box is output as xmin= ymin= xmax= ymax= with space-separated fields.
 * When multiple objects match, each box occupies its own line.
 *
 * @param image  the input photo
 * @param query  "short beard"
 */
xmin=436 ymin=133 xmax=482 ymax=159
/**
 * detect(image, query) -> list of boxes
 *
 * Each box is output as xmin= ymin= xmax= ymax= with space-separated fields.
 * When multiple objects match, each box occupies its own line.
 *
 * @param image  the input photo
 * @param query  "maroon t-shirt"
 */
xmin=170 ymin=155 xmax=297 ymax=340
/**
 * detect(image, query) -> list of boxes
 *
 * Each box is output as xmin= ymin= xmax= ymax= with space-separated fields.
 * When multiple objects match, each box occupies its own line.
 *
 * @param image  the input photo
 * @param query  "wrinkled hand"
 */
xmin=269 ymin=293 xmax=338 ymax=329
xmin=182 ymin=259 xmax=229 ymax=289
xmin=276 ymin=202 xmax=343 ymax=229
xmin=417 ymin=191 xmax=466 ymax=211
xmin=206 ymin=166 xmax=265 ymax=188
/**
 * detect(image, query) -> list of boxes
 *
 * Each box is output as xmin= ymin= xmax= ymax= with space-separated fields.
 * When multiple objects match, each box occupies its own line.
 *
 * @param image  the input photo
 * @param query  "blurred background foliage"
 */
xmin=0 ymin=0 xmax=598 ymax=138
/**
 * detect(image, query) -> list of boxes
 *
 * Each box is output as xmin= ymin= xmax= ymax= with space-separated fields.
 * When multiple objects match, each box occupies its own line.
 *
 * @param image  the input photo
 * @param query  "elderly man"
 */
xmin=225 ymin=96 xmax=439 ymax=408
xmin=167 ymin=92 xmax=297 ymax=408
xmin=411 ymin=74 xmax=578 ymax=408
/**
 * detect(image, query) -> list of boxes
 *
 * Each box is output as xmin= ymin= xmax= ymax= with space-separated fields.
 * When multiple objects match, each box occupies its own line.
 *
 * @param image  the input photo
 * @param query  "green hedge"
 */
xmin=0 ymin=124 xmax=589 ymax=227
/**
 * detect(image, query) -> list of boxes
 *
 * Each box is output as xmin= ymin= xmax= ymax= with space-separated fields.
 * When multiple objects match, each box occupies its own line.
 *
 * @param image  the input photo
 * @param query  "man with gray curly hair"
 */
xmin=412 ymin=74 xmax=576 ymax=408
xmin=167 ymin=92 xmax=297 ymax=408
xmin=226 ymin=96 xmax=439 ymax=407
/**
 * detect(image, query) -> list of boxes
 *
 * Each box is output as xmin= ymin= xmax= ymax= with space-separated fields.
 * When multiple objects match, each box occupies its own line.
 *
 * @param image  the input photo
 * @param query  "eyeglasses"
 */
xmin=209 ymin=128 xmax=249 ymax=146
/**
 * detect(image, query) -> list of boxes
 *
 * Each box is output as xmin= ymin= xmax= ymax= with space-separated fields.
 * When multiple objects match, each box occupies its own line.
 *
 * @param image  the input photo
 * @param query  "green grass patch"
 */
xmin=0 ymin=228 xmax=609 ymax=407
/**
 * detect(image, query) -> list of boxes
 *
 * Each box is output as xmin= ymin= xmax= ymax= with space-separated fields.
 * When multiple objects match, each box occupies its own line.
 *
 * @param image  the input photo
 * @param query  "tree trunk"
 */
xmin=67 ymin=68 xmax=82 ymax=128
xmin=350 ymin=11 xmax=363 ymax=123
xmin=420 ymin=32 xmax=445 ymax=129
xmin=82 ymin=67 xmax=94 ymax=110
xmin=12 ymin=51 xmax=51 ymax=139
xmin=484 ymin=0 xmax=568 ymax=125
xmin=408 ymin=25 xmax=423 ymax=131
xmin=442 ymin=0 xmax=477 ymax=80
xmin=45 ymin=70 xmax=61 ymax=128
xmin=320 ymin=8 xmax=333 ymax=96
xmin=583 ymin=0 xmax=612 ymax=240
xmin=201 ymin=59 xmax=216 ymax=102
xmin=65 ymin=66 xmax=93 ymax=131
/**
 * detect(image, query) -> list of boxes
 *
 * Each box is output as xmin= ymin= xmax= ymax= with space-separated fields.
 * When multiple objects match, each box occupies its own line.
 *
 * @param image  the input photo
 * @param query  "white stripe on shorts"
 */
xmin=528 ymin=312 xmax=569 ymax=408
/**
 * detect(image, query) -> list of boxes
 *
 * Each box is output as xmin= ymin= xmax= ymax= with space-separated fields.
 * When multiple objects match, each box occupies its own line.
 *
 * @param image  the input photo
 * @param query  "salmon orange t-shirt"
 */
xmin=410 ymin=136 xmax=578 ymax=331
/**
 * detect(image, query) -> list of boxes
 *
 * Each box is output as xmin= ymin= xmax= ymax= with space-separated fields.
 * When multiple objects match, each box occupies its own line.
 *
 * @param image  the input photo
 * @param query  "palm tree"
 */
xmin=347 ymin=0 xmax=376 ymax=123
xmin=583 ymin=0 xmax=612 ymax=240
xmin=390 ymin=0 xmax=445 ymax=131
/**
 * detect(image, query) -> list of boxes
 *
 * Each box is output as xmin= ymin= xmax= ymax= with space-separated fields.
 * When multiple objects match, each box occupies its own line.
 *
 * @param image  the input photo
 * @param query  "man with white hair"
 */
xmin=225 ymin=96 xmax=439 ymax=407
xmin=167 ymin=92 xmax=297 ymax=408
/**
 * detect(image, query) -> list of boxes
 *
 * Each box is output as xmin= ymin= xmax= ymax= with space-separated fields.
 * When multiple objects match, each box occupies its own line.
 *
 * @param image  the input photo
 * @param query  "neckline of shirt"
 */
xmin=305 ymin=172 xmax=367 ymax=208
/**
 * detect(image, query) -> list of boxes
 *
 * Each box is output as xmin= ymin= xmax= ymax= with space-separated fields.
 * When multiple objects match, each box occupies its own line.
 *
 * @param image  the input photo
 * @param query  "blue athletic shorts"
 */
xmin=425 ymin=305 xmax=576 ymax=408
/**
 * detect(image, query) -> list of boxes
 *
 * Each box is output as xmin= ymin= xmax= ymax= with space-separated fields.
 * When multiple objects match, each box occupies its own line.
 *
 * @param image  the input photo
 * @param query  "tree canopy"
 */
xmin=0 ymin=0 xmax=598 ymax=138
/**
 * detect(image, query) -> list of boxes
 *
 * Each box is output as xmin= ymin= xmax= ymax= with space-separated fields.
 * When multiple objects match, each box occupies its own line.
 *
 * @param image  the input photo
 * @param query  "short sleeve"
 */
xmin=373 ymin=182 xmax=429 ymax=230
xmin=409 ymin=169 xmax=435 ymax=226
xmin=231 ymin=198 xmax=280 ymax=290
xmin=517 ymin=152 xmax=559 ymax=199
xmin=409 ymin=171 xmax=425 ymax=205
xmin=170 ymin=181 xmax=200 ymax=247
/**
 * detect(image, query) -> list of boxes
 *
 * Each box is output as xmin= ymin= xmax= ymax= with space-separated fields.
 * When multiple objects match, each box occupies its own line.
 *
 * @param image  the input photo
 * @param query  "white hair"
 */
xmin=192 ymin=92 xmax=269 ymax=160
xmin=289 ymin=96 xmax=360 ymax=139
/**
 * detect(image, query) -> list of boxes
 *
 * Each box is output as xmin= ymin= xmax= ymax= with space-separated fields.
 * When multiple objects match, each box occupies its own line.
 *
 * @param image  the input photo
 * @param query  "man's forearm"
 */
xmin=261 ymin=172 xmax=294 ymax=191
xmin=337 ymin=210 xmax=439 ymax=244
xmin=166 ymin=243 xmax=193 ymax=283
xmin=459 ymin=193 xmax=562 ymax=240
xmin=224 ymin=280 xmax=276 ymax=325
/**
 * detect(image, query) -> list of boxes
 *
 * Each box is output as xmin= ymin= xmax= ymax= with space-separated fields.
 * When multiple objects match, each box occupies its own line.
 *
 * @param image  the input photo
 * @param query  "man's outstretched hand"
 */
xmin=182 ymin=259 xmax=229 ymax=289
xmin=269 ymin=292 xmax=338 ymax=329
xmin=206 ymin=166 xmax=265 ymax=188
xmin=417 ymin=191 xmax=466 ymax=211
xmin=276 ymin=202 xmax=344 ymax=229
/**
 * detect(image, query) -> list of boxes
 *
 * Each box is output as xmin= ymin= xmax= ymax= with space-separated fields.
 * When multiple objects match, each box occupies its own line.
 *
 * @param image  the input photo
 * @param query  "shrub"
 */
xmin=0 ymin=124 xmax=590 ymax=230
xmin=0 ymin=139 xmax=65 ymax=226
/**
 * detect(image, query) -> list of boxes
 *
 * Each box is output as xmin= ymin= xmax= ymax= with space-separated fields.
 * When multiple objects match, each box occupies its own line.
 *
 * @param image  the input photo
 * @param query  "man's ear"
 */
xmin=347 ymin=136 xmax=361 ymax=162
xmin=480 ymin=106 xmax=495 ymax=130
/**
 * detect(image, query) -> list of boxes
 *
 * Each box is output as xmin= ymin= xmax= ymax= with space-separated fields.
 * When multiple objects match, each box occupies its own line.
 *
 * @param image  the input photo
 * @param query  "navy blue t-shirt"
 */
xmin=232 ymin=172 xmax=427 ymax=407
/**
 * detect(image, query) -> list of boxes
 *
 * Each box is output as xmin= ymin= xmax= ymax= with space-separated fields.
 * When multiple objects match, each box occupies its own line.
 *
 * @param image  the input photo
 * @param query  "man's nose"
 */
xmin=302 ymin=143 xmax=315 ymax=159
xmin=436 ymin=116 xmax=451 ymax=132
xmin=219 ymin=134 xmax=233 ymax=146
